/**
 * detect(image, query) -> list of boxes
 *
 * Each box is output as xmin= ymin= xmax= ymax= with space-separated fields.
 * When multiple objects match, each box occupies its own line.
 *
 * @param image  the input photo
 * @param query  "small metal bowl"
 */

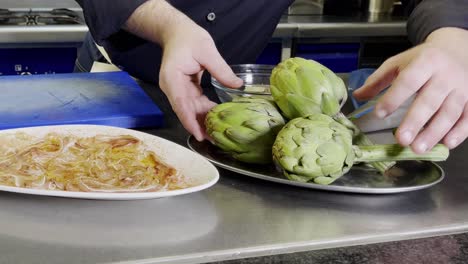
xmin=211 ymin=64 xmax=274 ymax=102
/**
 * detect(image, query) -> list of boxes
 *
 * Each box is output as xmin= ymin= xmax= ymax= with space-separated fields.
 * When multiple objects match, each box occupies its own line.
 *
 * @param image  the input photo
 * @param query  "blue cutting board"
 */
xmin=0 ymin=71 xmax=164 ymax=130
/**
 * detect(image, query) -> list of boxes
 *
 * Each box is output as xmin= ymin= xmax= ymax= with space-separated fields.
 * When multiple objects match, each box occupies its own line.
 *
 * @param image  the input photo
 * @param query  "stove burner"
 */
xmin=0 ymin=9 xmax=12 ymax=24
xmin=0 ymin=8 xmax=83 ymax=26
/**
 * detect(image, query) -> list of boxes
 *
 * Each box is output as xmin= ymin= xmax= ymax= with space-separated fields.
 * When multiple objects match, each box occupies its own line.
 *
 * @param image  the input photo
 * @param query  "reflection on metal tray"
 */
xmin=187 ymin=136 xmax=444 ymax=194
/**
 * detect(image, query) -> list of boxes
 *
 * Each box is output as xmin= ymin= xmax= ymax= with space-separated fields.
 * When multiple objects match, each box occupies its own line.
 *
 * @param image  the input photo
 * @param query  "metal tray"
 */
xmin=187 ymin=136 xmax=445 ymax=194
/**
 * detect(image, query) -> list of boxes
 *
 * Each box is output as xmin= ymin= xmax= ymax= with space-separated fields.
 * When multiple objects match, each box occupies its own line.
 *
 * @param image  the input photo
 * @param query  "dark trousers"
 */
xmin=74 ymin=32 xmax=106 ymax=73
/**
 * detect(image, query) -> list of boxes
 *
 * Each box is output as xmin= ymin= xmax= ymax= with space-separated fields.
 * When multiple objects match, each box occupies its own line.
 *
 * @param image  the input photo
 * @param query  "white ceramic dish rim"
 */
xmin=0 ymin=125 xmax=219 ymax=200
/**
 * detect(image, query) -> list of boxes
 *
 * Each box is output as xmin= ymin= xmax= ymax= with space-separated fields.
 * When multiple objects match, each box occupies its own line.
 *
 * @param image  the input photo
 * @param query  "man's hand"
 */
xmin=354 ymin=28 xmax=468 ymax=153
xmin=125 ymin=0 xmax=243 ymax=141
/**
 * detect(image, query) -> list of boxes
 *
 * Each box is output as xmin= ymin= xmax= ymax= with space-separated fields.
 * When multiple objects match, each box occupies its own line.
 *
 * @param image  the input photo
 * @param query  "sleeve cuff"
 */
xmin=407 ymin=0 xmax=468 ymax=44
xmin=79 ymin=0 xmax=148 ymax=44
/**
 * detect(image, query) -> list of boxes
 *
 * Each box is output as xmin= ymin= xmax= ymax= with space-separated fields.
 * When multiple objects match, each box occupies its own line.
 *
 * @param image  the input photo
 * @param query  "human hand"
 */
xmin=159 ymin=23 xmax=242 ymax=141
xmin=353 ymin=28 xmax=468 ymax=154
xmin=124 ymin=0 xmax=243 ymax=141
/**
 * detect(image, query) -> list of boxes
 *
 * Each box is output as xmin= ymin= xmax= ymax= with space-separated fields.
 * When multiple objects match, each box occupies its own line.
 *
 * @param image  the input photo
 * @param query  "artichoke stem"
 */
xmin=354 ymin=144 xmax=449 ymax=163
xmin=335 ymin=112 xmax=395 ymax=173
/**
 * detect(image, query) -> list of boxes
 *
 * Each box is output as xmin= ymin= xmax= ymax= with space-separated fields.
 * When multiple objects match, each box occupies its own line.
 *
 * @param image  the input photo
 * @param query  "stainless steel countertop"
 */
xmin=0 ymin=79 xmax=467 ymax=264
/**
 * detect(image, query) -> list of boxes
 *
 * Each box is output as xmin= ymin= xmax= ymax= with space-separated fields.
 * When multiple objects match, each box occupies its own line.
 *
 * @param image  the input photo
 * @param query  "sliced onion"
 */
xmin=0 ymin=133 xmax=183 ymax=193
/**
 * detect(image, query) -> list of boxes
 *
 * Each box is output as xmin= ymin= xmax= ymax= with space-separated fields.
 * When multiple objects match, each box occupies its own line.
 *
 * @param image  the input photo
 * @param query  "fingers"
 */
xmin=408 ymin=90 xmax=465 ymax=153
xmin=356 ymin=44 xmax=468 ymax=152
xmin=157 ymin=30 xmax=239 ymax=141
xmin=387 ymin=46 xmax=468 ymax=152
xmin=159 ymin=66 xmax=215 ymax=141
xmin=174 ymin=97 xmax=204 ymax=141
xmin=395 ymin=76 xmax=451 ymax=147
xmin=352 ymin=55 xmax=402 ymax=101
xmin=160 ymin=68 xmax=201 ymax=98
xmin=444 ymin=104 xmax=468 ymax=149
xmin=195 ymin=39 xmax=243 ymax=89
xmin=171 ymin=94 xmax=217 ymax=142
xmin=375 ymin=52 xmax=435 ymax=119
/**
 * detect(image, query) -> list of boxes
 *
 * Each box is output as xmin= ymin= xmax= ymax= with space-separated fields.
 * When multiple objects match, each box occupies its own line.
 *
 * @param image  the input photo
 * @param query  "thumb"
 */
xmin=197 ymin=41 xmax=243 ymax=89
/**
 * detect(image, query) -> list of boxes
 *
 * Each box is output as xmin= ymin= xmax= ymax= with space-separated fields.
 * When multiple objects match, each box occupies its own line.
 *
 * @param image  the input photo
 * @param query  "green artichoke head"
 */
xmin=205 ymin=98 xmax=286 ymax=164
xmin=272 ymin=113 xmax=354 ymax=185
xmin=270 ymin=57 xmax=347 ymax=119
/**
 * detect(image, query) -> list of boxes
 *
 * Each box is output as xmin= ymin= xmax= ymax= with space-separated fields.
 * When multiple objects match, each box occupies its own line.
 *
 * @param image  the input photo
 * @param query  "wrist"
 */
xmin=123 ymin=0 xmax=195 ymax=46
xmin=426 ymin=27 xmax=468 ymax=42
xmin=424 ymin=27 xmax=468 ymax=63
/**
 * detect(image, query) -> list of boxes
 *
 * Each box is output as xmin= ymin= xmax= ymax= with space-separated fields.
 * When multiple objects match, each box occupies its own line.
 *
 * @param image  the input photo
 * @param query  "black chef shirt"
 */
xmin=75 ymin=0 xmax=294 ymax=87
xmin=75 ymin=0 xmax=468 ymax=86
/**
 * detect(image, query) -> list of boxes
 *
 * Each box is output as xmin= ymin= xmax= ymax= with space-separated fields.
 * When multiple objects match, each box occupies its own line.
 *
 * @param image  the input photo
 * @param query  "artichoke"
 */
xmin=270 ymin=57 xmax=347 ymax=119
xmin=273 ymin=114 xmax=449 ymax=185
xmin=205 ymin=98 xmax=286 ymax=164
xmin=271 ymin=57 xmax=393 ymax=174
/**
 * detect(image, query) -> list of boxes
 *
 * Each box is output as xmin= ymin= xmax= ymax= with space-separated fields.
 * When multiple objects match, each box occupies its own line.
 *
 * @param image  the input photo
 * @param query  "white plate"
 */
xmin=0 ymin=125 xmax=219 ymax=200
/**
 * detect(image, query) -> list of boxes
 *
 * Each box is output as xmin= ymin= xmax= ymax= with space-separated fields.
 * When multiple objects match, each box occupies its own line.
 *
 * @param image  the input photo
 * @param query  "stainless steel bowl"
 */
xmin=211 ymin=64 xmax=274 ymax=102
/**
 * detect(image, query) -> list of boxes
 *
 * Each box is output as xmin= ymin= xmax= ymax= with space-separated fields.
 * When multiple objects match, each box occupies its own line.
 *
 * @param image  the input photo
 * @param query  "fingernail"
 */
xmin=400 ymin=130 xmax=413 ymax=145
xmin=353 ymin=87 xmax=362 ymax=94
xmin=417 ymin=142 xmax=428 ymax=153
xmin=234 ymin=78 xmax=243 ymax=86
xmin=195 ymin=134 xmax=203 ymax=142
xmin=375 ymin=108 xmax=387 ymax=119
xmin=448 ymin=138 xmax=458 ymax=149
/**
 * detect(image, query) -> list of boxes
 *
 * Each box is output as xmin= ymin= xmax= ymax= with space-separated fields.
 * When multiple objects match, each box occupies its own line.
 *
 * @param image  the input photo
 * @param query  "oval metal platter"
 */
xmin=187 ymin=136 xmax=445 ymax=194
